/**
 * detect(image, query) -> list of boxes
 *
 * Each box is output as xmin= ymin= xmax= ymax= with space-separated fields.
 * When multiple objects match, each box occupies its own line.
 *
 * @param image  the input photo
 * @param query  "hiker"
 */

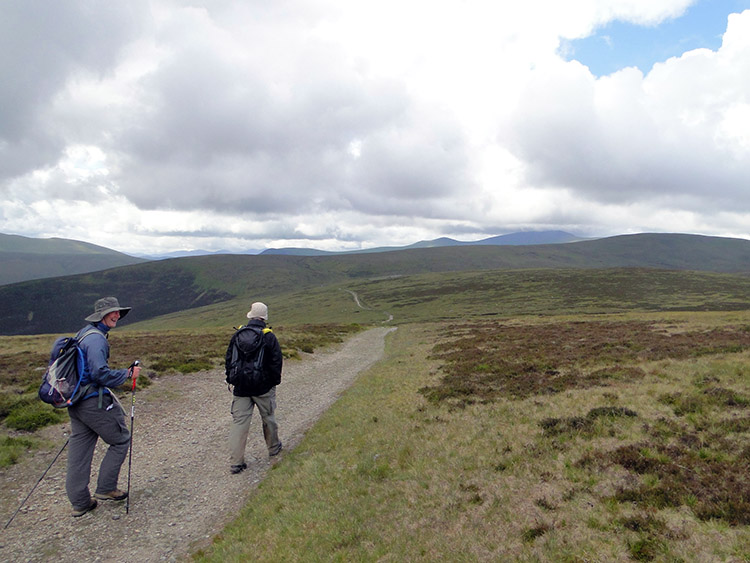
xmin=225 ymin=302 xmax=283 ymax=474
xmin=66 ymin=297 xmax=140 ymax=517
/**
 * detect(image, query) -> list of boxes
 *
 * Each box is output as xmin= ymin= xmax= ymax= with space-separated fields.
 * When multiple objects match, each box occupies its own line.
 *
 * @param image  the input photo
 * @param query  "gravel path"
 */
xmin=0 ymin=326 xmax=394 ymax=562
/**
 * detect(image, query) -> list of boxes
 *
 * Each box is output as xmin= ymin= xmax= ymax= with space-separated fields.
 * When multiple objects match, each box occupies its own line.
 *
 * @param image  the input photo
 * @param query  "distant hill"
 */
xmin=465 ymin=231 xmax=585 ymax=246
xmin=132 ymin=249 xmax=264 ymax=259
xmin=262 ymin=230 xmax=584 ymax=255
xmin=0 ymin=233 xmax=148 ymax=286
xmin=1 ymin=232 xmax=749 ymax=335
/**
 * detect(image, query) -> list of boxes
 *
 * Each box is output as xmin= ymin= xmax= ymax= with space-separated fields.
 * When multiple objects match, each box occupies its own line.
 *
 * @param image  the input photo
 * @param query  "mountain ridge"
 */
xmin=1 ymin=232 xmax=750 ymax=335
xmin=0 ymin=233 xmax=148 ymax=286
xmin=0 ymin=230 xmax=585 ymax=284
xmin=261 ymin=230 xmax=585 ymax=256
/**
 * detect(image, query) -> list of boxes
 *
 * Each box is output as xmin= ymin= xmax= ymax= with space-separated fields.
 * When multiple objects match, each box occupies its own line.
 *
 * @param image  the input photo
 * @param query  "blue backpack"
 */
xmin=38 ymin=329 xmax=99 ymax=408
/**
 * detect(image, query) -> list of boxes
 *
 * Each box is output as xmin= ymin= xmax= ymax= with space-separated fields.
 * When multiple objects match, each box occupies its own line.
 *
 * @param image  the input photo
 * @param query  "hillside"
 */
xmin=261 ymin=230 xmax=583 ymax=255
xmin=0 ymin=233 xmax=148 ymax=285
xmin=1 ymin=233 xmax=749 ymax=335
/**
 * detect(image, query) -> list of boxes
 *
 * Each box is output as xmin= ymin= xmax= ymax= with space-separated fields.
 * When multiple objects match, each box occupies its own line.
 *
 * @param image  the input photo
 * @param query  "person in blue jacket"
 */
xmin=66 ymin=297 xmax=141 ymax=517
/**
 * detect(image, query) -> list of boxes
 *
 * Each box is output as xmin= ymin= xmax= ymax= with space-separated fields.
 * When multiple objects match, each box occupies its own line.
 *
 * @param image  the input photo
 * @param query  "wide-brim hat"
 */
xmin=85 ymin=296 xmax=132 ymax=322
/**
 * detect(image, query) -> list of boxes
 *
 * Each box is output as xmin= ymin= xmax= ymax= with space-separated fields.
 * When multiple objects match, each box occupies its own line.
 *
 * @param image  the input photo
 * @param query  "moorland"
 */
xmin=2 ymin=232 xmax=750 ymax=561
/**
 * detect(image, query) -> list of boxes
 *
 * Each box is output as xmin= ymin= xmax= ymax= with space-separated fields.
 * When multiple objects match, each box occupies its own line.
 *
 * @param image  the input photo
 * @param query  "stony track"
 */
xmin=0 ymin=327 xmax=394 ymax=562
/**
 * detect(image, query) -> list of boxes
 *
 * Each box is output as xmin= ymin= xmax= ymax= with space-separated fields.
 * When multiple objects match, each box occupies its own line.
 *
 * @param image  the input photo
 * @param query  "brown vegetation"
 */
xmin=420 ymin=319 xmax=750 ymax=559
xmin=422 ymin=320 xmax=750 ymax=404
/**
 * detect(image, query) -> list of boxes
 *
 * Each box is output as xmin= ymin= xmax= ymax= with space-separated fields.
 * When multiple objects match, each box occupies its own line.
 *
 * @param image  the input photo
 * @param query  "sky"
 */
xmin=1 ymin=0 xmax=750 ymax=256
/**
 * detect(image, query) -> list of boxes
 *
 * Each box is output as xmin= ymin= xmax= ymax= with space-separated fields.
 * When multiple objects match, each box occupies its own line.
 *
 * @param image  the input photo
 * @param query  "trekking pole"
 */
xmin=4 ymin=437 xmax=69 ymax=529
xmin=125 ymin=360 xmax=139 ymax=515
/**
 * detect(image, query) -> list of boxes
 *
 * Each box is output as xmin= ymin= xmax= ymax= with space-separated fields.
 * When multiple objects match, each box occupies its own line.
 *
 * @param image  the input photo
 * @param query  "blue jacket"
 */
xmin=76 ymin=322 xmax=130 ymax=401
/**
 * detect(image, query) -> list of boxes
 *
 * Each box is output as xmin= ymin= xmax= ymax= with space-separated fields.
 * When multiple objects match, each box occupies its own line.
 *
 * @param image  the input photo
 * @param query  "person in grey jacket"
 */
xmin=66 ymin=297 xmax=141 ymax=517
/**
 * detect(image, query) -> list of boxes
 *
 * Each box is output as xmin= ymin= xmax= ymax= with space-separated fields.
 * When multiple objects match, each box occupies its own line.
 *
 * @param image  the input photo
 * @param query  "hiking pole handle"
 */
xmin=129 ymin=360 xmax=140 ymax=391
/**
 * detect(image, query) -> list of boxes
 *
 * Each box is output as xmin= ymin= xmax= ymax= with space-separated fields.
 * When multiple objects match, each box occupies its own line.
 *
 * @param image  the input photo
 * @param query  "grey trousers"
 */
xmin=66 ymin=393 xmax=130 ymax=509
xmin=229 ymin=387 xmax=281 ymax=466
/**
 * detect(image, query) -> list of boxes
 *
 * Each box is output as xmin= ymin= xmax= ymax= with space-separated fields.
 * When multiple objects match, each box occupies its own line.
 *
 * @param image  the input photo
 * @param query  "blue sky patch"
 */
xmin=563 ymin=0 xmax=750 ymax=76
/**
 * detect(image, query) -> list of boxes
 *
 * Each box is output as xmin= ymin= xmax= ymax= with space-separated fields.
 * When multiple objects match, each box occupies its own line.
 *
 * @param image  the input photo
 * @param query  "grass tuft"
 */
xmin=0 ymin=435 xmax=37 ymax=467
xmin=4 ymin=398 xmax=66 ymax=431
xmin=521 ymin=522 xmax=552 ymax=543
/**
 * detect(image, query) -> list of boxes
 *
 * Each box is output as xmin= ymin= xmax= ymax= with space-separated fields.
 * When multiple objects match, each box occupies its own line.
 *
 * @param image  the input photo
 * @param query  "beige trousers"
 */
xmin=229 ymin=388 xmax=281 ymax=466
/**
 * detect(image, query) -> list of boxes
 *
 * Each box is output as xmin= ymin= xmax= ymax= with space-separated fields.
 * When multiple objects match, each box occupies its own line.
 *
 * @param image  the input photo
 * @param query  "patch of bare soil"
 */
xmin=0 ymin=327 xmax=394 ymax=562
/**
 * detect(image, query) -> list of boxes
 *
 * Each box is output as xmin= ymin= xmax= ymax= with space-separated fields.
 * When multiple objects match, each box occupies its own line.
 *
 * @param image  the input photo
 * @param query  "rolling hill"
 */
xmin=0 ymin=233 xmax=148 ymax=285
xmin=0 ymin=230 xmax=579 ymax=281
xmin=1 ymin=232 xmax=749 ymax=335
xmin=261 ymin=230 xmax=584 ymax=255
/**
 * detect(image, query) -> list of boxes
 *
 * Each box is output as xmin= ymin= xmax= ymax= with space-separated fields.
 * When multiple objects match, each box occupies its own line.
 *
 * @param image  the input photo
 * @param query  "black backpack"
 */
xmin=38 ymin=329 xmax=99 ymax=408
xmin=226 ymin=326 xmax=270 ymax=388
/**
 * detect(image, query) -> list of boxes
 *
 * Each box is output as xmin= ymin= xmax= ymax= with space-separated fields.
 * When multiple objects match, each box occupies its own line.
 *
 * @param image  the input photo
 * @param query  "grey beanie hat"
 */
xmin=85 ymin=296 xmax=132 ymax=322
xmin=246 ymin=302 xmax=268 ymax=320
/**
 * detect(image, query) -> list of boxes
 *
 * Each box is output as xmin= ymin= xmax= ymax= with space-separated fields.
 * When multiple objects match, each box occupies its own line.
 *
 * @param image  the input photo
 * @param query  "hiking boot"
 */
xmin=230 ymin=462 xmax=247 ymax=474
xmin=72 ymin=499 xmax=98 ymax=517
xmin=269 ymin=442 xmax=283 ymax=457
xmin=94 ymin=489 xmax=128 ymax=501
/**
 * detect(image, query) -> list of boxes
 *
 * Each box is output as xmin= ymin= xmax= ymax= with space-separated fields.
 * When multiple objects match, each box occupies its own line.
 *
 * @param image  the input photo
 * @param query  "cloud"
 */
xmin=1 ymin=1 xmax=749 ymax=254
xmin=0 ymin=1 xmax=147 ymax=178
xmin=509 ymin=9 xmax=750 ymax=213
xmin=83 ymin=2 xmax=478 ymax=222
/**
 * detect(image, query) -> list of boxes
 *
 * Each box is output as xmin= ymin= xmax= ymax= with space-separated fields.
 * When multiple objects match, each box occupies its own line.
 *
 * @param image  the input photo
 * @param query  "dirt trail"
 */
xmin=0 ymin=327 xmax=394 ymax=562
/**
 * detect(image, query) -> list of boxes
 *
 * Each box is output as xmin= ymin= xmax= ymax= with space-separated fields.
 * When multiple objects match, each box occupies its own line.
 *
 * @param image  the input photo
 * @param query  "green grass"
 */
xmin=0 ymin=436 xmax=37 ymax=467
xmin=119 ymin=267 xmax=750 ymax=335
xmin=346 ymin=268 xmax=750 ymax=324
xmin=193 ymin=315 xmax=750 ymax=562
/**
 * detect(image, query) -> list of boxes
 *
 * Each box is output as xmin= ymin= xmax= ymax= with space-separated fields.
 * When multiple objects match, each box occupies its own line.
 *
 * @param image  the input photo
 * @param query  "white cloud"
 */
xmin=509 ymin=9 xmax=750 ymax=212
xmin=1 ymin=0 xmax=749 ymax=255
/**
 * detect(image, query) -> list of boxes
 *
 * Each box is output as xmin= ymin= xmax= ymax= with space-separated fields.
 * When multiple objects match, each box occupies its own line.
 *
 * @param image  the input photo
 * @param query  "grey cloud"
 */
xmin=108 ymin=32 xmax=474 ymax=219
xmin=508 ymin=62 xmax=750 ymax=212
xmin=0 ymin=1 xmax=147 ymax=180
xmin=0 ymin=1 xmax=485 ymax=234
xmin=513 ymin=118 xmax=750 ymax=213
xmin=345 ymin=125 xmax=474 ymax=215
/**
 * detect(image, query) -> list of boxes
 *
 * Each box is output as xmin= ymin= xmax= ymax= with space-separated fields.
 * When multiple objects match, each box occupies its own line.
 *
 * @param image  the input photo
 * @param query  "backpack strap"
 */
xmin=79 ymin=326 xmax=104 ymax=341
xmin=75 ymin=327 xmax=107 ymax=408
xmin=251 ymin=328 xmax=273 ymax=376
